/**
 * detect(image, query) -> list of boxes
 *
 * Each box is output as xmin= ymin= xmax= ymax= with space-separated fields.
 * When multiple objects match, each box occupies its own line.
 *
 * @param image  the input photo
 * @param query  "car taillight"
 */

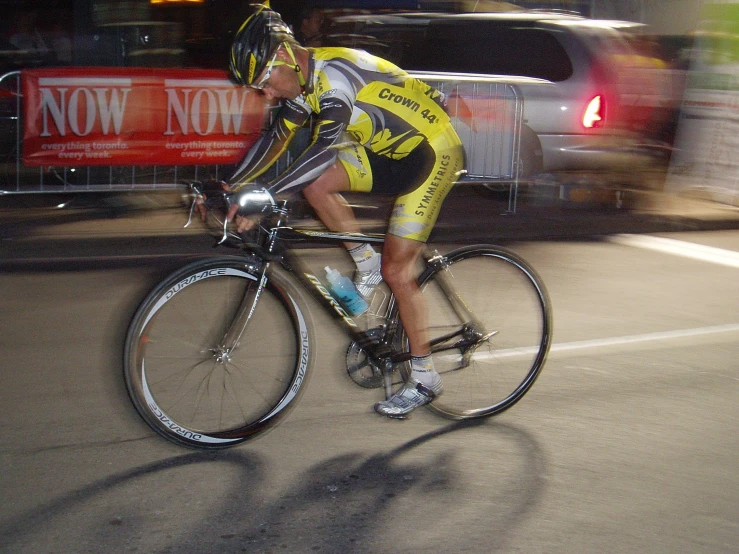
xmin=582 ymin=95 xmax=604 ymax=128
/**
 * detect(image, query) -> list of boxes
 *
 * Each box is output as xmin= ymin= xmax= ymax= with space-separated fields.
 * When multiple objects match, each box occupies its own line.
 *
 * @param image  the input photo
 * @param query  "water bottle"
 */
xmin=324 ymin=266 xmax=369 ymax=316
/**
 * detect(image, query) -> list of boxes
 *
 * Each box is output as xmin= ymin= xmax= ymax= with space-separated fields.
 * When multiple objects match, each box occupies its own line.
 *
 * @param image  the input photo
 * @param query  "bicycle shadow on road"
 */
xmin=0 ymin=419 xmax=547 ymax=553
xmin=230 ymin=419 xmax=549 ymax=553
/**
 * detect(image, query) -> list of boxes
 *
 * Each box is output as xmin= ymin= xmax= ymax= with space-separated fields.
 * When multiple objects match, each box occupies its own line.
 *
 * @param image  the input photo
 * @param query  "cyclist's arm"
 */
xmin=262 ymin=97 xmax=352 ymax=196
xmin=229 ymin=99 xmax=311 ymax=191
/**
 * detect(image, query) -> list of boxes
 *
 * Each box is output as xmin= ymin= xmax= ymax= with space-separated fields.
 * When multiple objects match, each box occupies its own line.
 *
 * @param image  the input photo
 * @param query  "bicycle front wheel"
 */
xmin=124 ymin=257 xmax=314 ymax=449
xmin=406 ymin=245 xmax=552 ymax=419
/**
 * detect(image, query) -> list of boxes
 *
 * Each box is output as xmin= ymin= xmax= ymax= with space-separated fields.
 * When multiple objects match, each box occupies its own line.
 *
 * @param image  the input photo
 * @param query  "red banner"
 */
xmin=22 ymin=67 xmax=269 ymax=167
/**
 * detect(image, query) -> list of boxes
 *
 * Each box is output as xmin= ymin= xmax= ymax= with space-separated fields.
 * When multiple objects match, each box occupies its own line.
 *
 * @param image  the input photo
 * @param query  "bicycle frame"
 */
xmin=211 ymin=200 xmax=490 ymax=398
xmin=230 ymin=209 xmax=393 ymax=339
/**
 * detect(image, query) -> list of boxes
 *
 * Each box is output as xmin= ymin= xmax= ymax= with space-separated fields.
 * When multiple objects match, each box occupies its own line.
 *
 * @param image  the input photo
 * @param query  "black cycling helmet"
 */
xmin=230 ymin=2 xmax=295 ymax=86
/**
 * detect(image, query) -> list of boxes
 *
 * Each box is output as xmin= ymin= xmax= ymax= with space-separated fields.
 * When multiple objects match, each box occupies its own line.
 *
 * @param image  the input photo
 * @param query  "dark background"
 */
xmin=0 ymin=1 xmax=593 ymax=73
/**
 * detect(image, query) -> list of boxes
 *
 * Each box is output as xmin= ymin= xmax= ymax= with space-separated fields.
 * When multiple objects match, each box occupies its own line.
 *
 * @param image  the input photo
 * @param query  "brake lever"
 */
xmin=216 ymin=192 xmax=236 ymax=244
xmin=184 ymin=181 xmax=204 ymax=229
xmin=182 ymin=181 xmax=233 ymax=244
xmin=185 ymin=196 xmax=199 ymax=228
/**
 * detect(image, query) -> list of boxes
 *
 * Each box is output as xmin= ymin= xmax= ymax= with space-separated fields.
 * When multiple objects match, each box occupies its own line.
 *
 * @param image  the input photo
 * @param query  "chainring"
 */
xmin=345 ymin=328 xmax=385 ymax=389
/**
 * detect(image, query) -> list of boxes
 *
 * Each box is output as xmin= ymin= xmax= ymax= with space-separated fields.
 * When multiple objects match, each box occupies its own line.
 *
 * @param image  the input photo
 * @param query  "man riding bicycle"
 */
xmin=206 ymin=3 xmax=465 ymax=417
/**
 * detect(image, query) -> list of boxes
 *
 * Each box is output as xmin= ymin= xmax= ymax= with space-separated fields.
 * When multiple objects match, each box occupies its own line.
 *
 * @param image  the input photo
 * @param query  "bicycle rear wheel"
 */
xmin=124 ymin=257 xmax=313 ymax=449
xmin=403 ymin=245 xmax=552 ymax=419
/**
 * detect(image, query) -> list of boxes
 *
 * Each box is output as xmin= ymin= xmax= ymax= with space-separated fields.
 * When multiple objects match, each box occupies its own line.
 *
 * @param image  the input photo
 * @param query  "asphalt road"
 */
xmin=1 ymin=206 xmax=738 ymax=553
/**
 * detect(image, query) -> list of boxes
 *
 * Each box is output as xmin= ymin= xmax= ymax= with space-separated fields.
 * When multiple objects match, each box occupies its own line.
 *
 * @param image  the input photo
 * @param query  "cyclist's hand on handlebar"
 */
xmin=225 ymin=185 xmax=276 ymax=232
xmin=227 ymin=207 xmax=260 ymax=233
xmin=225 ymin=201 xmax=259 ymax=233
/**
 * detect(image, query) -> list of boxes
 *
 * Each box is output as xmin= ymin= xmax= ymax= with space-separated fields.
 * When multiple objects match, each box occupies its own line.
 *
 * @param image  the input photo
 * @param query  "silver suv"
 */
xmin=328 ymin=12 xmax=655 ymax=182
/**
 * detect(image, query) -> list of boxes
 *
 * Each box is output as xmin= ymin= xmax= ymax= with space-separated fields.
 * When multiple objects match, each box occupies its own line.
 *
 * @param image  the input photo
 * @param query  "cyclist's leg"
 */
xmin=301 ymin=142 xmax=437 ymax=356
xmin=375 ymin=130 xmax=465 ymax=417
xmin=301 ymin=161 xmax=359 ymax=237
xmin=304 ymin=146 xmax=449 ymax=415
xmin=301 ymin=144 xmax=439 ymax=363
xmin=385 ymin=128 xmax=465 ymax=242
xmin=381 ymin=234 xmax=427 ymax=356
xmin=374 ymin=233 xmax=444 ymax=418
xmin=383 ymin=128 xmax=465 ymax=350
xmin=303 ymin=145 xmax=382 ymax=295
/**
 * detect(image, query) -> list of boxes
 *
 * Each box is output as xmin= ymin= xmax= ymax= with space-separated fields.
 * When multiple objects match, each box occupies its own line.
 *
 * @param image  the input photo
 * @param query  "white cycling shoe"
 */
xmin=354 ymin=257 xmax=383 ymax=299
xmin=374 ymin=378 xmax=443 ymax=419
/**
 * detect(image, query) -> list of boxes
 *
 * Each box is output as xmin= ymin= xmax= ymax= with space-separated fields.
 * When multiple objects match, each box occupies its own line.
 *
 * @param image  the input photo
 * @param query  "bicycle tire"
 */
xmin=400 ymin=244 xmax=552 ymax=419
xmin=124 ymin=256 xmax=314 ymax=449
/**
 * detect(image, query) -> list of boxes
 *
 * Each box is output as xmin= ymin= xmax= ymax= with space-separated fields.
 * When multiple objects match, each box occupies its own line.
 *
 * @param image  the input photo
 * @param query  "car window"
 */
xmin=327 ymin=21 xmax=427 ymax=67
xmin=332 ymin=20 xmax=574 ymax=82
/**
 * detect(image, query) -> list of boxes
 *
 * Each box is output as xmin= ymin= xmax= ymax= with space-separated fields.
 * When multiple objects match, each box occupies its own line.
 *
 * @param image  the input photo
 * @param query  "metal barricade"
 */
xmin=0 ymin=70 xmax=241 ymax=194
xmin=1 ymin=69 xmax=523 ymax=210
xmin=411 ymin=72 xmax=524 ymax=212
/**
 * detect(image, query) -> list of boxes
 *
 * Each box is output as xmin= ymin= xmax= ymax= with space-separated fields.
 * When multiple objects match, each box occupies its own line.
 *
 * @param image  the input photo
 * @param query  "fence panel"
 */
xmin=412 ymin=72 xmax=523 ymax=211
xmin=1 ymin=68 xmax=523 ymax=210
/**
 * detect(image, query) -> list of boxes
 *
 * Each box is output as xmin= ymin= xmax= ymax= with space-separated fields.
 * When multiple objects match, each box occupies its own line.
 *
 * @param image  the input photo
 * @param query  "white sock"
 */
xmin=348 ymin=243 xmax=380 ymax=273
xmin=410 ymin=355 xmax=441 ymax=387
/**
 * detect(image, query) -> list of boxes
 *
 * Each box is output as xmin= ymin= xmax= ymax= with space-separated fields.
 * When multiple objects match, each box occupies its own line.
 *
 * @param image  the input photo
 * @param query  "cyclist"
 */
xmin=208 ymin=3 xmax=465 ymax=418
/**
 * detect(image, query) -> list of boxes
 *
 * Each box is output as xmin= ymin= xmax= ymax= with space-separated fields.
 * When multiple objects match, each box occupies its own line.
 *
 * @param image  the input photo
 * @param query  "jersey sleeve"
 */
xmin=228 ymin=99 xmax=311 ymax=191
xmin=262 ymin=93 xmax=353 ymax=196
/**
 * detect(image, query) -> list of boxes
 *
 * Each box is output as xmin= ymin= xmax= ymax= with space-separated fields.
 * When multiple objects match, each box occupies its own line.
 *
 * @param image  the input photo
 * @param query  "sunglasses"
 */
xmin=252 ymin=52 xmax=293 ymax=91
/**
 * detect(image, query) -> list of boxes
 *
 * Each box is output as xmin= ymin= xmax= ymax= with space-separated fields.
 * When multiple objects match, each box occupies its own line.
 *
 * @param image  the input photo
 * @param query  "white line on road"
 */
xmin=452 ymin=323 xmax=739 ymax=361
xmin=547 ymin=323 xmax=739 ymax=354
xmin=608 ymin=234 xmax=739 ymax=268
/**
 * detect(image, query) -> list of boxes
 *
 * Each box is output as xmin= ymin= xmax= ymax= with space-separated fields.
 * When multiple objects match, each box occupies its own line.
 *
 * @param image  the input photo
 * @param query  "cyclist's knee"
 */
xmin=381 ymin=257 xmax=417 ymax=291
xmin=382 ymin=235 xmax=423 ymax=288
xmin=302 ymin=183 xmax=322 ymax=207
xmin=303 ymin=163 xmax=351 ymax=204
xmin=302 ymin=178 xmax=330 ymax=203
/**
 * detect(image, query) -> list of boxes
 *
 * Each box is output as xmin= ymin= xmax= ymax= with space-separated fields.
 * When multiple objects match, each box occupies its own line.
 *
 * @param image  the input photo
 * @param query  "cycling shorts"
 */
xmin=337 ymin=126 xmax=464 ymax=242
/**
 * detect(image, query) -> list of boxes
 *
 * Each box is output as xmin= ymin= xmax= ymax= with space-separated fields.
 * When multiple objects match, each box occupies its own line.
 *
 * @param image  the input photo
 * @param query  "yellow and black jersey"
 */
xmin=231 ymin=47 xmax=464 ymax=241
xmin=230 ymin=47 xmax=453 ymax=194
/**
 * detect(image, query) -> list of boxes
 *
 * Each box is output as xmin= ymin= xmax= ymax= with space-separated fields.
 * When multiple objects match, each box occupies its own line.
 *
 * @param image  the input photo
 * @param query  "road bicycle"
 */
xmin=123 ymin=184 xmax=553 ymax=449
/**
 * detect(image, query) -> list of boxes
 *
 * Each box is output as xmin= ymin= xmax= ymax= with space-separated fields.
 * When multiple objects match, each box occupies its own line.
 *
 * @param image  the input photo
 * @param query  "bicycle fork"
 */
xmin=218 ymin=262 xmax=270 ymax=355
xmin=218 ymin=203 xmax=289 ymax=355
